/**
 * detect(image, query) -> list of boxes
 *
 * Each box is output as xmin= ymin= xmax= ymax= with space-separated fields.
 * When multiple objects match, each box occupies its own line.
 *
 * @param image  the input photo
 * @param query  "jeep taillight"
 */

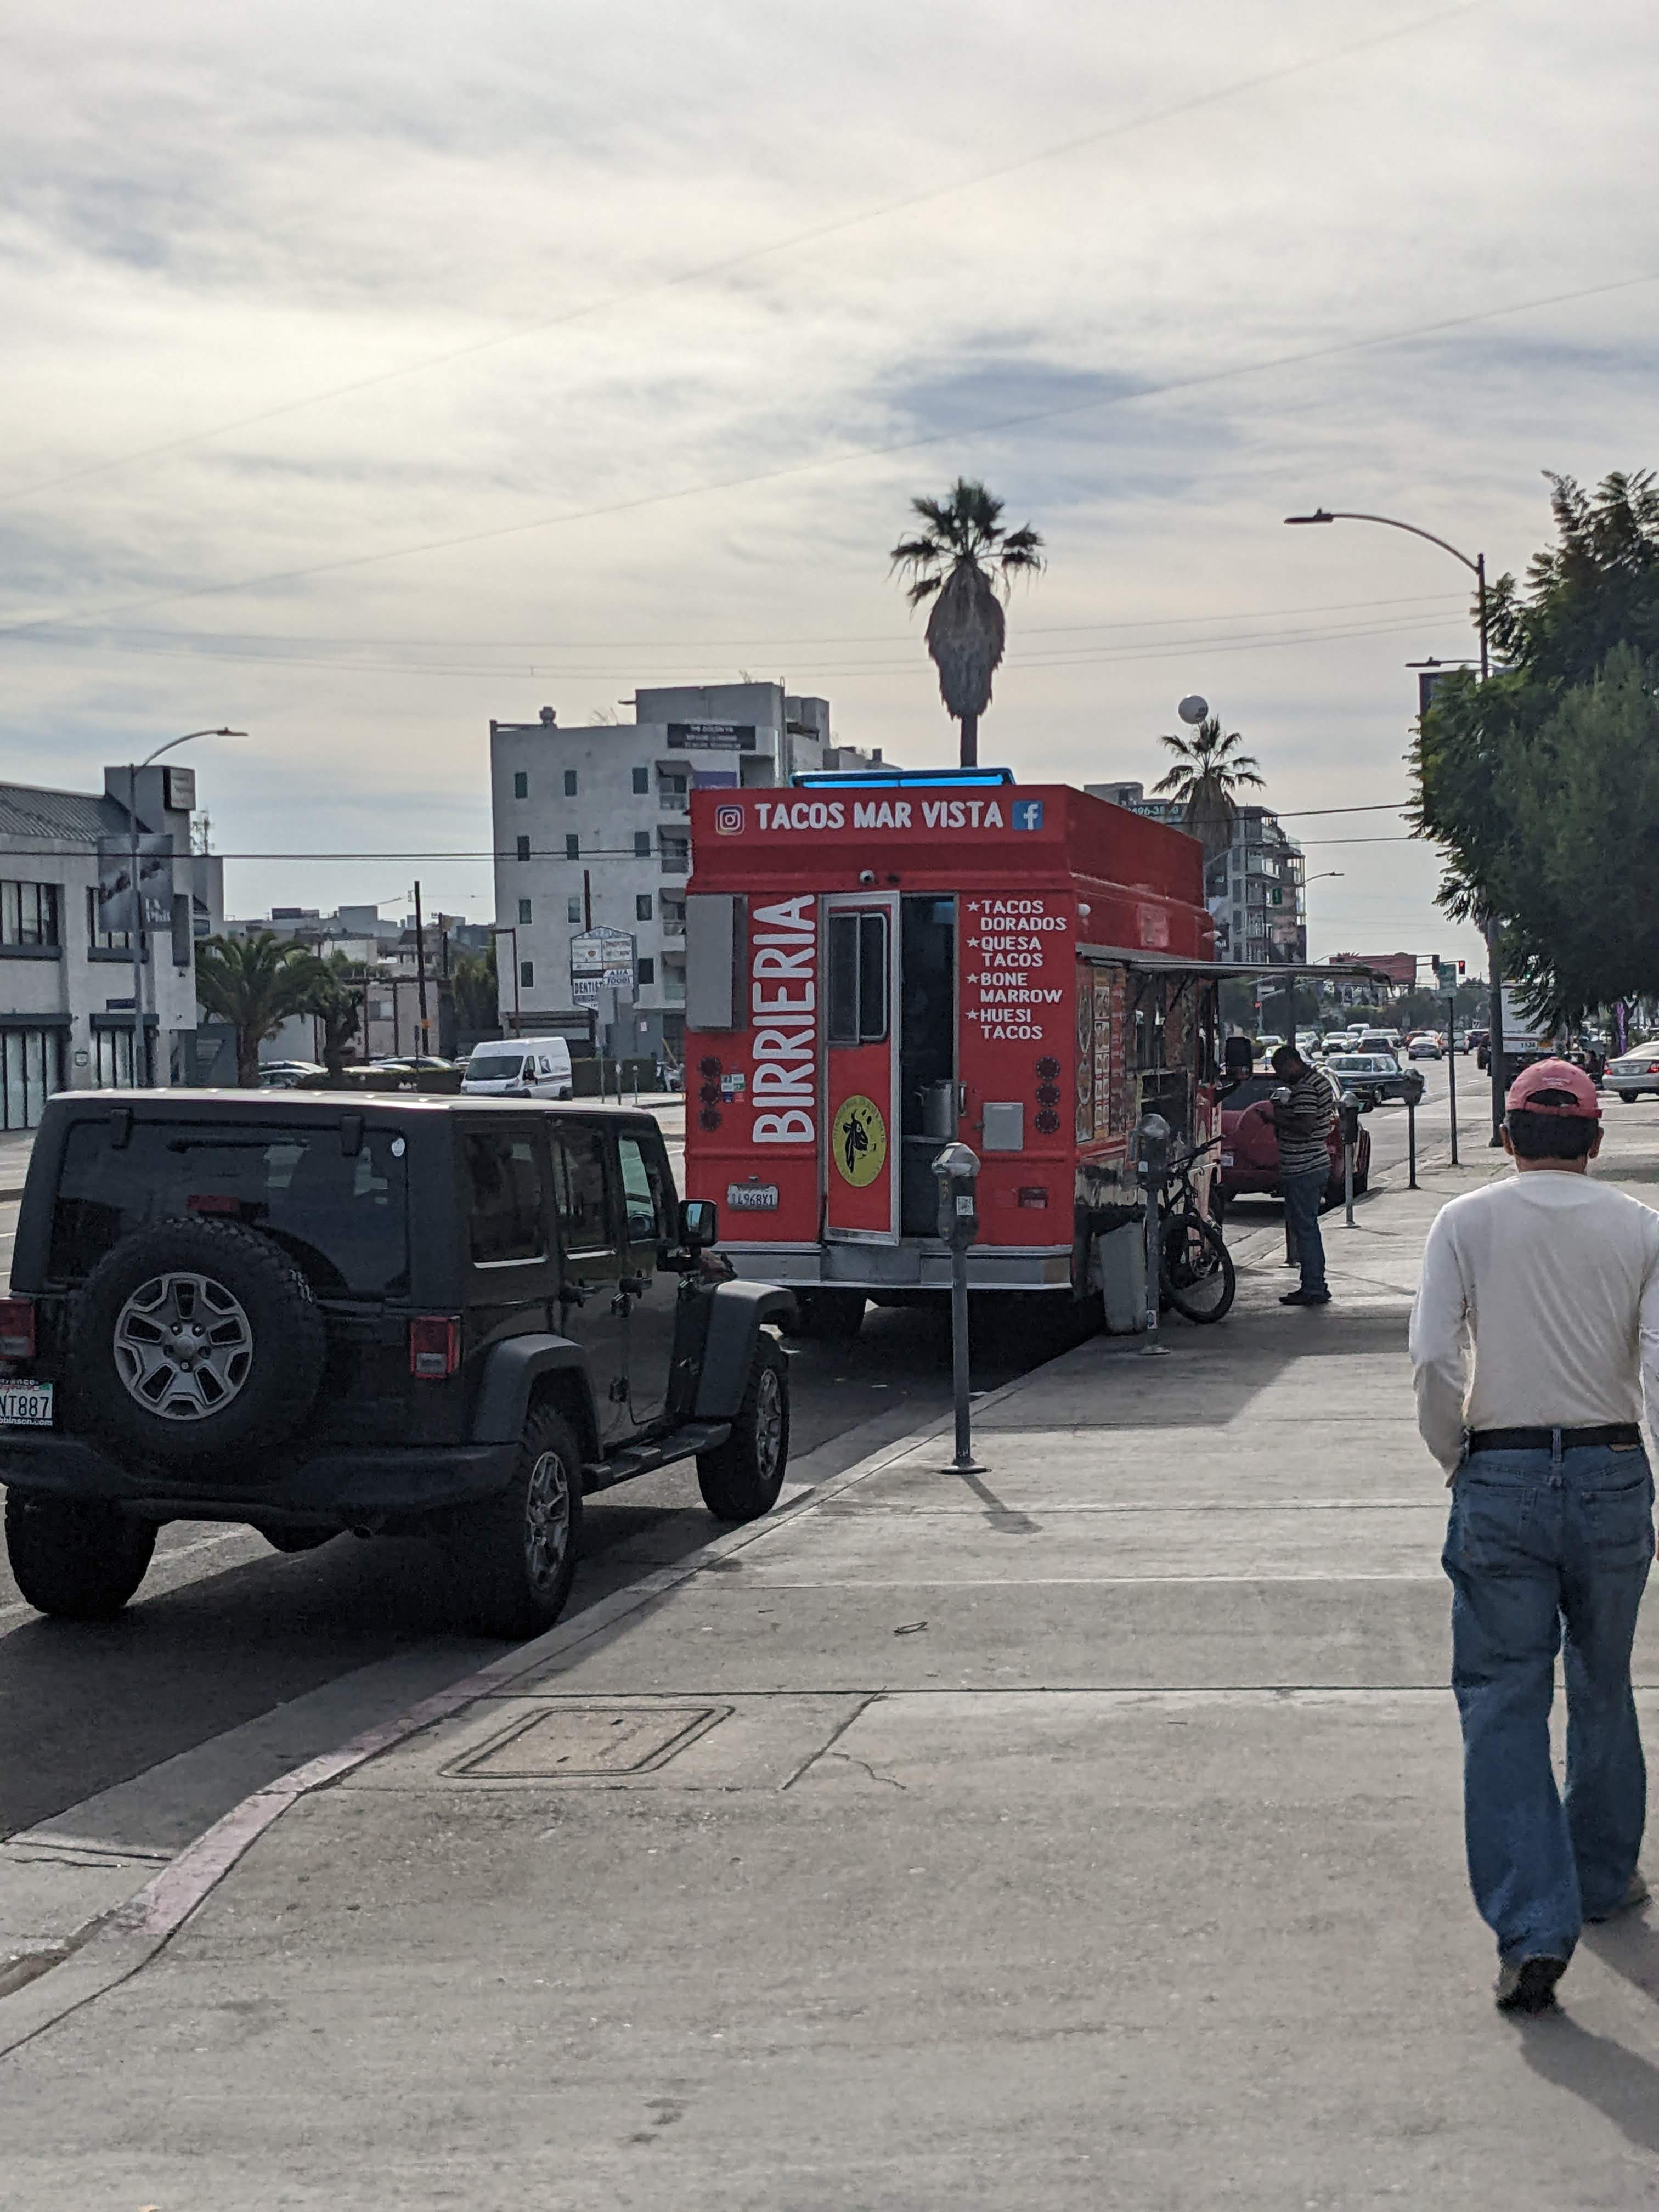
xmin=0 ymin=1297 xmax=35 ymax=1361
xmin=409 ymin=1315 xmax=460 ymax=1380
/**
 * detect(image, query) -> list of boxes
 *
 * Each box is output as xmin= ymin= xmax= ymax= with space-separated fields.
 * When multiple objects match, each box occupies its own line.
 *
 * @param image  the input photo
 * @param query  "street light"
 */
xmin=1283 ymin=506 xmax=1502 ymax=1142
xmin=125 ymin=729 xmax=242 ymax=1088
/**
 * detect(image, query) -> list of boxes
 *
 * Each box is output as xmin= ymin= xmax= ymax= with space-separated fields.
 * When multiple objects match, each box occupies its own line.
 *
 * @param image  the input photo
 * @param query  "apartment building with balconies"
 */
xmin=488 ymin=683 xmax=882 ymax=1063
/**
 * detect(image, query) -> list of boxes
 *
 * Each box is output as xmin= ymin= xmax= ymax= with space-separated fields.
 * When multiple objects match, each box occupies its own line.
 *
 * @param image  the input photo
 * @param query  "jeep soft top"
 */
xmin=0 ymin=1089 xmax=793 ymax=1638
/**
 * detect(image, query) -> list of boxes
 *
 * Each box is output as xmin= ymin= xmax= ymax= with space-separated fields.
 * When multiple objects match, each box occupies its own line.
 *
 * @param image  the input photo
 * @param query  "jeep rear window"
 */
xmin=50 ymin=1121 xmax=410 ymax=1297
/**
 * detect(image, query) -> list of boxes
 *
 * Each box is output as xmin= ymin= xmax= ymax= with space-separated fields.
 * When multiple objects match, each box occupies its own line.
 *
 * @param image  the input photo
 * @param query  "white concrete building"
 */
xmin=0 ymin=765 xmax=223 ymax=1122
xmin=1088 ymin=780 xmax=1306 ymax=966
xmin=489 ymin=684 xmax=884 ymax=1063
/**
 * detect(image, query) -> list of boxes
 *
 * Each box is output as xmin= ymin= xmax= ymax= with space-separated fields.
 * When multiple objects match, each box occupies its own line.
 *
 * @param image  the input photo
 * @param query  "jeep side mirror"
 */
xmin=678 ymin=1198 xmax=719 ymax=1250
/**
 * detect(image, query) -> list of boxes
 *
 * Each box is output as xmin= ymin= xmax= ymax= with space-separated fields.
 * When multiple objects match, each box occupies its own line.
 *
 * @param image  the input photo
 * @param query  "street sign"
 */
xmin=569 ymin=925 xmax=636 ymax=995
xmin=1435 ymin=963 xmax=1458 ymax=995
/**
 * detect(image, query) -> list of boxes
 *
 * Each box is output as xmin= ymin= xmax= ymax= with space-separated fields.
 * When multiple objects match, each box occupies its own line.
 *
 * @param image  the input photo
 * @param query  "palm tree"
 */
xmin=890 ymin=477 xmax=1044 ymax=766
xmin=450 ymin=945 xmax=498 ymax=1037
xmin=310 ymin=952 xmax=368 ymax=1079
xmin=1153 ymin=715 xmax=1265 ymax=879
xmin=194 ymin=932 xmax=326 ymax=1086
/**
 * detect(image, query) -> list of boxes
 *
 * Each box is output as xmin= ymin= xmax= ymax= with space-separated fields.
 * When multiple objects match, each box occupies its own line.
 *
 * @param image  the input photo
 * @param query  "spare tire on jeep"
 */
xmin=67 ymin=1218 xmax=327 ymax=1468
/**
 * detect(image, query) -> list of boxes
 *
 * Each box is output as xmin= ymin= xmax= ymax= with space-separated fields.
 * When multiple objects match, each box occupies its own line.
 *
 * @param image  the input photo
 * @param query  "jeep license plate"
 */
xmin=0 ymin=1382 xmax=53 ymax=1427
xmin=1220 ymin=1153 xmax=1234 ymax=1166
xmin=726 ymin=1183 xmax=780 ymax=1211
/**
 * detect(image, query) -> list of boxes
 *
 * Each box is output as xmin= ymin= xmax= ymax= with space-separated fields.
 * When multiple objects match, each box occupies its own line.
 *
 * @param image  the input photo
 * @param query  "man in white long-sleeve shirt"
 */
xmin=1410 ymin=1057 xmax=1659 ymax=2014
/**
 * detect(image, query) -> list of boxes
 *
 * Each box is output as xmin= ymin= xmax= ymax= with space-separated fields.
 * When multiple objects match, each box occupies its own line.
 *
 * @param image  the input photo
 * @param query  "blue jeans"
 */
xmin=1443 ymin=1439 xmax=1654 ymax=1963
xmin=1280 ymin=1169 xmax=1328 ymax=1295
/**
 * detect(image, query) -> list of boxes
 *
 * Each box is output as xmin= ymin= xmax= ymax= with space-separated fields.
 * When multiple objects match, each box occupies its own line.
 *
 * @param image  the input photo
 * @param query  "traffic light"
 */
xmin=1458 ymin=961 xmax=1465 ymax=975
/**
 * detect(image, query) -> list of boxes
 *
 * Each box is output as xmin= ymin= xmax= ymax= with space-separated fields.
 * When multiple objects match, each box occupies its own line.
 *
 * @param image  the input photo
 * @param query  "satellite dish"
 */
xmin=1177 ymin=695 xmax=1208 ymax=726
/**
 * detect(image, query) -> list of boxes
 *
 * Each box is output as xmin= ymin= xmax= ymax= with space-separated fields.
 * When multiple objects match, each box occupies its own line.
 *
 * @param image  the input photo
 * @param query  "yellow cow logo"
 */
xmin=833 ymin=1094 xmax=888 ymax=1188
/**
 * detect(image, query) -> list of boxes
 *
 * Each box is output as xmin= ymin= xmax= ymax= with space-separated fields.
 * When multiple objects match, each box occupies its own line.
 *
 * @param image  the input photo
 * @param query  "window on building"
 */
xmin=565 ymin=833 xmax=580 ymax=860
xmin=86 ymin=886 xmax=130 ymax=953
xmin=634 ymin=831 xmax=651 ymax=859
xmin=566 ymin=896 xmax=582 ymax=924
xmin=637 ymin=957 xmax=655 ymax=986
xmin=520 ymin=960 xmax=535 ymax=989
xmin=0 ymin=1028 xmax=63 ymax=1125
xmin=563 ymin=769 xmax=578 ymax=797
xmin=635 ymin=894 xmax=652 ymax=922
xmin=517 ymin=898 xmax=533 ymax=926
xmin=516 ymin=834 xmax=531 ymax=863
xmin=464 ymin=1131 xmax=545 ymax=1267
xmin=512 ymin=770 xmax=528 ymax=800
xmin=631 ymin=766 xmax=649 ymax=795
xmin=1 ymin=882 xmax=60 ymax=949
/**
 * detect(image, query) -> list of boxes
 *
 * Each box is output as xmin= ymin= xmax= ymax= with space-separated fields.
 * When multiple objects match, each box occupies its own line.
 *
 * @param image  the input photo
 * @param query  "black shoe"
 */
xmin=1495 ymin=1955 xmax=1568 ymax=2013
xmin=1280 ymin=1289 xmax=1332 ymax=1306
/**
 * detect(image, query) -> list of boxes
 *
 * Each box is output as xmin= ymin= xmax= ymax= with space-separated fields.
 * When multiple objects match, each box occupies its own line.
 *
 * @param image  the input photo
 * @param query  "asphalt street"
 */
xmin=0 ymin=1057 xmax=1477 ymax=1855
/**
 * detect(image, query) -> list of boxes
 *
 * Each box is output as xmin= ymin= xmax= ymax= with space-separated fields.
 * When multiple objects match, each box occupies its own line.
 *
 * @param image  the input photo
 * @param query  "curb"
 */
xmin=0 ymin=1362 xmax=1050 ymax=2058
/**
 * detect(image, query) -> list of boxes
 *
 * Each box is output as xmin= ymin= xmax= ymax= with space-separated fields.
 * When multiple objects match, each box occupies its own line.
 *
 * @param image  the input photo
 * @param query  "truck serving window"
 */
xmin=49 ymin=1121 xmax=410 ymax=1297
xmin=828 ymin=912 xmax=888 ymax=1045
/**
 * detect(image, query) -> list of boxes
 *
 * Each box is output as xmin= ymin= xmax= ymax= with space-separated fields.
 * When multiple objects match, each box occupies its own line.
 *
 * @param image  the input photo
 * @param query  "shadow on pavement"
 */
xmin=1514 ymin=2011 xmax=1659 ymax=2155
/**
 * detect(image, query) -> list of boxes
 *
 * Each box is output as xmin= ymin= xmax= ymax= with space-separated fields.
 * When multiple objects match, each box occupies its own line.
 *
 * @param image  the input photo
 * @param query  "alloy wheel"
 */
xmin=753 ymin=1364 xmax=785 ymax=1480
xmin=523 ymin=1449 xmax=572 ymax=1591
xmin=113 ymin=1272 xmax=254 ymax=1421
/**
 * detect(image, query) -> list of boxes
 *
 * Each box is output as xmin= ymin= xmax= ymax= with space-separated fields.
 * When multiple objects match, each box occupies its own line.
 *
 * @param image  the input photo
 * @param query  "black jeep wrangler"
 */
xmin=0 ymin=1092 xmax=793 ymax=1638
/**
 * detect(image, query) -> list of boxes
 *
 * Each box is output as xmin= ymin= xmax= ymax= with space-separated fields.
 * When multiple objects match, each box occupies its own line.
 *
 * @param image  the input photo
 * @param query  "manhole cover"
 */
xmin=444 ymin=1703 xmax=730 ymax=1780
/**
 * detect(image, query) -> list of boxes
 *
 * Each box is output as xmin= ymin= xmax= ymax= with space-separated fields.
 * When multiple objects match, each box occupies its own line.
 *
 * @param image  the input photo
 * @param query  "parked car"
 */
xmin=1218 ymin=1069 xmax=1370 ymax=1207
xmin=258 ymin=1060 xmax=326 ymax=1088
xmin=461 ymin=1036 xmax=574 ymax=1100
xmin=1463 ymin=1028 xmax=1488 ymax=1058
xmin=1323 ymin=1052 xmax=1426 ymax=1110
xmin=0 ymin=1092 xmax=792 ymax=1637
xmin=1603 ymin=1045 xmax=1659 ymax=1101
xmin=1407 ymin=1034 xmax=1444 ymax=1060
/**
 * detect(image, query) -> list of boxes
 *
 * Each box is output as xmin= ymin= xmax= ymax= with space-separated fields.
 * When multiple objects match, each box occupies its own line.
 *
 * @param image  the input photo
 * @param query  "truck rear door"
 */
xmin=823 ymin=893 xmax=899 ymax=1244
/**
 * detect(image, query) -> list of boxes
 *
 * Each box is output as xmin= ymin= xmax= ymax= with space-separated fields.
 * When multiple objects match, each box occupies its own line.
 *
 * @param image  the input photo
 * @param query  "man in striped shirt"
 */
xmin=1270 ymin=1043 xmax=1336 ymax=1306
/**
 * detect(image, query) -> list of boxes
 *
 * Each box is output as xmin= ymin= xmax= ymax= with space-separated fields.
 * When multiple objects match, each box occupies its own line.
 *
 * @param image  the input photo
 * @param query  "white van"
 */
xmin=460 ymin=1036 xmax=574 ymax=1099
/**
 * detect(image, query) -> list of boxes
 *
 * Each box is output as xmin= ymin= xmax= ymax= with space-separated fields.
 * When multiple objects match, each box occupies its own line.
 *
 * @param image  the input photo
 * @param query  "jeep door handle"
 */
xmin=619 ymin=1273 xmax=647 ymax=1296
xmin=562 ymin=1280 xmax=597 ymax=1307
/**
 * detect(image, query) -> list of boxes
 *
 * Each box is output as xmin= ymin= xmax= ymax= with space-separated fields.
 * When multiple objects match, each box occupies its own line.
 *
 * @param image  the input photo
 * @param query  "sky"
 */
xmin=2 ymin=0 xmax=1654 ymax=972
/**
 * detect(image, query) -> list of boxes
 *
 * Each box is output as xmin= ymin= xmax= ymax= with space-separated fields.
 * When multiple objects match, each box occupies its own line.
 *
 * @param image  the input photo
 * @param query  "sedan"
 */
xmin=1604 ymin=1046 xmax=1659 ymax=1102
xmin=1323 ymin=1052 xmax=1426 ymax=1110
xmin=1218 ymin=1070 xmax=1371 ymax=1208
xmin=1407 ymin=1034 xmax=1444 ymax=1060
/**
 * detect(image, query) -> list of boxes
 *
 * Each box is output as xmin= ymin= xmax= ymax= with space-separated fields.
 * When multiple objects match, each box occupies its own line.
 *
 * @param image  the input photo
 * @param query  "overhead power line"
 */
xmin=0 ymin=2 xmax=1485 ymax=511
xmin=3 ymin=263 xmax=1646 ymax=642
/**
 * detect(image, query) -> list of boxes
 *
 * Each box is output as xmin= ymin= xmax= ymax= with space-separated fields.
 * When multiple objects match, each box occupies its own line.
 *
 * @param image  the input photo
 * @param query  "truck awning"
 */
xmin=1074 ymin=945 xmax=1392 ymax=983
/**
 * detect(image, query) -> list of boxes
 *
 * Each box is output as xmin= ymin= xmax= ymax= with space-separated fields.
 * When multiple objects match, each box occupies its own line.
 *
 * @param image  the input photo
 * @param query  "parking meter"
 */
xmin=931 ymin=1142 xmax=983 ymax=1470
xmin=932 ymin=1140 xmax=981 ymax=1250
xmin=1338 ymin=1088 xmax=1360 ymax=1226
xmin=1131 ymin=1112 xmax=1173 ymax=1351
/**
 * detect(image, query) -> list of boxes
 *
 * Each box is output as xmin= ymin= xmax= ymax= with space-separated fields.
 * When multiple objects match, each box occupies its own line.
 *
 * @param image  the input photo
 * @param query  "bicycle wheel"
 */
xmin=1161 ymin=1207 xmax=1236 ymax=1324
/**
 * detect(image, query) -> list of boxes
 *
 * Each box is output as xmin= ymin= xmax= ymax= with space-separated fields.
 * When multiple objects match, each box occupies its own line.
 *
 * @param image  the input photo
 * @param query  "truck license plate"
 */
xmin=0 ymin=1381 xmax=53 ymax=1427
xmin=726 ymin=1184 xmax=780 ymax=1211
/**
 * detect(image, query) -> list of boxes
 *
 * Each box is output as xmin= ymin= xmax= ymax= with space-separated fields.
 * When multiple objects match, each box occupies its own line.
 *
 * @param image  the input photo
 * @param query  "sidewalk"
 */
xmin=7 ymin=1144 xmax=1659 ymax=2206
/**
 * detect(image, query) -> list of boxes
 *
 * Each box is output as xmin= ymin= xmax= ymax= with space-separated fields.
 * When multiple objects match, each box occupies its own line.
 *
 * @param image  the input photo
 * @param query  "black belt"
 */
xmin=1466 ymin=1425 xmax=1641 ymax=1453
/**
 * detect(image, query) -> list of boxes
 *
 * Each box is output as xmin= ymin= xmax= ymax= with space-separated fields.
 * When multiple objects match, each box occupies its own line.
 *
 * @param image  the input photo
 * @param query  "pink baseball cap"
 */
xmin=1505 ymin=1057 xmax=1601 ymax=1119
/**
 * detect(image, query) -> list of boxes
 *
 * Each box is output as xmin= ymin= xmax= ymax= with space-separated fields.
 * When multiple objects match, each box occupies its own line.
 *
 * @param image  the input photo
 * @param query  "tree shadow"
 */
xmin=1513 ymin=2008 xmax=1659 ymax=2155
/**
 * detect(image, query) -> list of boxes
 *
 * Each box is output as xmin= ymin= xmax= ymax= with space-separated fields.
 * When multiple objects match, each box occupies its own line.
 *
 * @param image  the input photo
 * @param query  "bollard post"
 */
xmin=1408 ymin=1094 xmax=1418 ymax=1189
xmin=1133 ymin=1111 xmax=1172 ymax=1358
xmin=932 ymin=1142 xmax=984 ymax=1471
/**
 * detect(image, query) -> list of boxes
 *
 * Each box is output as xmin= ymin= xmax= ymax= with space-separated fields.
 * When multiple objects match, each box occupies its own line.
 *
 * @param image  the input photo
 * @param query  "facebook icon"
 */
xmin=1012 ymin=799 xmax=1045 ymax=832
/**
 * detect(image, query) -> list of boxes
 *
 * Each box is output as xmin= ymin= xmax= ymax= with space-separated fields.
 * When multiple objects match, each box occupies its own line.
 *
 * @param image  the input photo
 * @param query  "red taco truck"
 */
xmin=681 ymin=768 xmax=1231 ymax=1335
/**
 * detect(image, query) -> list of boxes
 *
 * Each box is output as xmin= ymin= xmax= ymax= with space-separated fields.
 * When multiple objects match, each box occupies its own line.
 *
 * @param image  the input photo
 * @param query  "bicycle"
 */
xmin=1152 ymin=1136 xmax=1236 ymax=1324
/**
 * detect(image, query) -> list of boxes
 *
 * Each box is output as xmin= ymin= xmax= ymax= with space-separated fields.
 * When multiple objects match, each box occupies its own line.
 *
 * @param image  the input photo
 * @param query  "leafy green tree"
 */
xmin=890 ymin=478 xmax=1044 ymax=766
xmin=451 ymin=945 xmax=498 ymax=1036
xmin=1414 ymin=469 xmax=1659 ymax=1025
xmin=309 ymin=952 xmax=367 ymax=1079
xmin=194 ymin=933 xmax=325 ymax=1086
xmin=1153 ymin=714 xmax=1263 ymax=874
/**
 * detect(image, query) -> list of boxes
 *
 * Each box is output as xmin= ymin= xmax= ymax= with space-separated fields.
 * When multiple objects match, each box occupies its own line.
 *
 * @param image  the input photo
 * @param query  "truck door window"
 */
xmin=828 ymin=911 xmax=888 ymax=1044
xmin=617 ymin=1134 xmax=671 ymax=1248
xmin=551 ymin=1127 xmax=616 ymax=1257
xmin=464 ymin=1132 xmax=546 ymax=1267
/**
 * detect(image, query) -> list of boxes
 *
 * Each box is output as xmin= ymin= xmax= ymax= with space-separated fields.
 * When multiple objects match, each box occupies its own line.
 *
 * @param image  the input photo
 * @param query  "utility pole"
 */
xmin=414 ymin=879 xmax=430 ymax=1057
